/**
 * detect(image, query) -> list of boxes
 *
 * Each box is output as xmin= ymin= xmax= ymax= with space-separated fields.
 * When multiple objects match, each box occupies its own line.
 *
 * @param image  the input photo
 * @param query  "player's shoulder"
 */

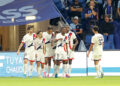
xmin=43 ymin=32 xmax=46 ymax=34
xmin=57 ymin=33 xmax=61 ymax=35
xmin=23 ymin=33 xmax=29 ymax=38
xmin=97 ymin=33 xmax=104 ymax=38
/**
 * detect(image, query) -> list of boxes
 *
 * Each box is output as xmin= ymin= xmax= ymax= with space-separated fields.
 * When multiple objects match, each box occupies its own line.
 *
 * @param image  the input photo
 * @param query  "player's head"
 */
xmin=55 ymin=30 xmax=59 ymax=36
xmin=27 ymin=25 xmax=34 ymax=33
xmin=92 ymin=26 xmax=99 ymax=33
xmin=47 ymin=26 xmax=53 ymax=34
xmin=65 ymin=25 xmax=70 ymax=32
xmin=37 ymin=30 xmax=43 ymax=38
xmin=61 ymin=27 xmax=66 ymax=34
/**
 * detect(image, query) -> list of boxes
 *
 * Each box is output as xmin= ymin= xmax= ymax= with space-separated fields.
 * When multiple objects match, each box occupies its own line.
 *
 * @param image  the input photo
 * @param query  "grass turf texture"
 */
xmin=0 ymin=77 xmax=120 ymax=86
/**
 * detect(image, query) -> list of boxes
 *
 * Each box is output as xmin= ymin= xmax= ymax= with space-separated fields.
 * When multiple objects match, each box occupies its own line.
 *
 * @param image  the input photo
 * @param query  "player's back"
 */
xmin=92 ymin=33 xmax=104 ymax=55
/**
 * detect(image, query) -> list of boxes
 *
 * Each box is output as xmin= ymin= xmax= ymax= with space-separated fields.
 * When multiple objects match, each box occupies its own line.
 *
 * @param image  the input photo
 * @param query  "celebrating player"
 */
xmin=34 ymin=31 xmax=46 ymax=78
xmin=17 ymin=25 xmax=36 ymax=78
xmin=43 ymin=27 xmax=54 ymax=78
xmin=52 ymin=30 xmax=59 ymax=77
xmin=87 ymin=26 xmax=104 ymax=78
xmin=65 ymin=25 xmax=78 ymax=78
xmin=54 ymin=27 xmax=68 ymax=78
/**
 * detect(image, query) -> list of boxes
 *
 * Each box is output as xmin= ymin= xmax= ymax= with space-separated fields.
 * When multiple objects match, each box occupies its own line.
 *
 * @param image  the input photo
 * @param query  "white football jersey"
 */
xmin=91 ymin=33 xmax=104 ymax=55
xmin=22 ymin=33 xmax=36 ymax=49
xmin=56 ymin=33 xmax=67 ymax=47
xmin=43 ymin=32 xmax=54 ymax=47
xmin=66 ymin=31 xmax=77 ymax=50
xmin=34 ymin=38 xmax=45 ymax=51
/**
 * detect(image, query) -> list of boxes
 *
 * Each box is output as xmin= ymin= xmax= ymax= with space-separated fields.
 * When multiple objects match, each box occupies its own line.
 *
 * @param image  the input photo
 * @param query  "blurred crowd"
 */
xmin=52 ymin=0 xmax=120 ymax=50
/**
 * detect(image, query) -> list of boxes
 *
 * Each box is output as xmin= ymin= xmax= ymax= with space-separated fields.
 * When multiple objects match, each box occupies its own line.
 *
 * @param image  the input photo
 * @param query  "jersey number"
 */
xmin=98 ymin=38 xmax=103 ymax=45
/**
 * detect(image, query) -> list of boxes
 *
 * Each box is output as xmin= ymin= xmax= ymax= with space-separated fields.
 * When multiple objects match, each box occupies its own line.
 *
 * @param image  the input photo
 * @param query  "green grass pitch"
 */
xmin=0 ymin=77 xmax=120 ymax=86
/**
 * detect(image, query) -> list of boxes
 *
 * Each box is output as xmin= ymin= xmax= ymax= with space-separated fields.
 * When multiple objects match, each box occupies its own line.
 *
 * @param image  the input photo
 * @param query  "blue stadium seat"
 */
xmin=108 ymin=35 xmax=115 ymax=49
xmin=85 ymin=35 xmax=92 ymax=49
xmin=104 ymin=42 xmax=110 ymax=50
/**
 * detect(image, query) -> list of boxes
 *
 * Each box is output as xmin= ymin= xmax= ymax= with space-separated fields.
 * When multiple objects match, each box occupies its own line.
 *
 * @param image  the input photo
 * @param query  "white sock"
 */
xmin=99 ymin=65 xmax=103 ymax=73
xmin=95 ymin=65 xmax=100 ymax=77
xmin=29 ymin=65 xmax=33 ymax=76
xmin=44 ymin=65 xmax=47 ymax=72
xmin=68 ymin=64 xmax=72 ymax=75
xmin=24 ymin=64 xmax=28 ymax=75
xmin=63 ymin=64 xmax=67 ymax=77
xmin=56 ymin=65 xmax=60 ymax=74
xmin=40 ymin=68 xmax=44 ymax=77
xmin=37 ymin=66 xmax=40 ymax=76
xmin=48 ymin=66 xmax=51 ymax=75
xmin=53 ymin=65 xmax=57 ymax=75
xmin=63 ymin=64 xmax=65 ymax=76
xmin=65 ymin=64 xmax=67 ymax=74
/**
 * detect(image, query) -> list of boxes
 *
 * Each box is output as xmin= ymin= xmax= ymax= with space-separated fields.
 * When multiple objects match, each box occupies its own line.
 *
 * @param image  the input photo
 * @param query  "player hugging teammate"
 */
xmin=17 ymin=25 xmax=78 ymax=78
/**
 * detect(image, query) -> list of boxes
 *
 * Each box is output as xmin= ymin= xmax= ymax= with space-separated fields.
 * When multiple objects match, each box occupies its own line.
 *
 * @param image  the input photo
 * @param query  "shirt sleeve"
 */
xmin=91 ymin=36 xmax=95 ymax=44
xmin=72 ymin=32 xmax=77 ymax=40
xmin=102 ymin=35 xmax=104 ymax=43
xmin=21 ymin=35 xmax=26 ymax=44
xmin=55 ymin=34 xmax=60 ymax=39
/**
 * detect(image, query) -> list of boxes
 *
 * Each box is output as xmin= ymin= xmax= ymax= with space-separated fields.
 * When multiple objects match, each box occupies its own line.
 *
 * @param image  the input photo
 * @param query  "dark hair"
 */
xmin=55 ymin=30 xmax=59 ymax=34
xmin=105 ymin=14 xmax=110 ymax=18
xmin=48 ymin=26 xmax=53 ymax=30
xmin=27 ymin=25 xmax=34 ymax=30
xmin=93 ymin=26 xmax=99 ymax=31
xmin=37 ymin=30 xmax=42 ymax=35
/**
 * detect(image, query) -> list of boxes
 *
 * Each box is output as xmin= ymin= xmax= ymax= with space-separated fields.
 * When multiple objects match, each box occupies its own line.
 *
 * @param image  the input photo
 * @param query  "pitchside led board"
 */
xmin=0 ymin=51 xmax=120 ymax=77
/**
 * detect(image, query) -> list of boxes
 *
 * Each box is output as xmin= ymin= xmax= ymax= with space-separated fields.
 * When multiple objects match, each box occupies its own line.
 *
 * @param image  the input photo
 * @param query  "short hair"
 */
xmin=93 ymin=26 xmax=99 ymax=31
xmin=105 ymin=14 xmax=110 ymax=18
xmin=61 ymin=27 xmax=66 ymax=30
xmin=37 ymin=30 xmax=42 ymax=35
xmin=55 ymin=30 xmax=59 ymax=34
xmin=27 ymin=25 xmax=34 ymax=30
xmin=47 ymin=26 xmax=53 ymax=30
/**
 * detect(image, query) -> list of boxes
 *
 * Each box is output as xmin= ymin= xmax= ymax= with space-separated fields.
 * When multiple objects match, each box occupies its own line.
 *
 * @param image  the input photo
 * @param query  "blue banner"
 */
xmin=0 ymin=0 xmax=61 ymax=26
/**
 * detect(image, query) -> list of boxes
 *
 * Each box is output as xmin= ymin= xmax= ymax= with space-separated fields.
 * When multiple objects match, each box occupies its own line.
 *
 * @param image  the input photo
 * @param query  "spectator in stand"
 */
xmin=117 ymin=0 xmax=120 ymax=21
xmin=70 ymin=16 xmax=83 ymax=50
xmin=70 ymin=0 xmax=83 ymax=18
xmin=103 ymin=0 xmax=114 ymax=20
xmin=86 ymin=0 xmax=99 ymax=8
xmin=101 ymin=15 xmax=115 ymax=49
xmin=85 ymin=0 xmax=99 ymax=34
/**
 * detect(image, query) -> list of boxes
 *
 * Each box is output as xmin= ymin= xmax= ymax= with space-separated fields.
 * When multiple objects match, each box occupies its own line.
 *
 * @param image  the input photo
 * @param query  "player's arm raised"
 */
xmin=87 ymin=43 xmax=94 ymax=57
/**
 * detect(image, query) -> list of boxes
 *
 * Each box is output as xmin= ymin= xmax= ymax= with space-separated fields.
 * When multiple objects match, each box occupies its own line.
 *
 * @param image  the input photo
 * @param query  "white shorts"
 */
xmin=92 ymin=54 xmax=102 ymax=61
xmin=24 ymin=47 xmax=35 ymax=61
xmin=36 ymin=50 xmax=45 ymax=64
xmin=55 ymin=47 xmax=68 ymax=61
xmin=67 ymin=49 xmax=74 ymax=60
xmin=45 ymin=47 xmax=54 ymax=58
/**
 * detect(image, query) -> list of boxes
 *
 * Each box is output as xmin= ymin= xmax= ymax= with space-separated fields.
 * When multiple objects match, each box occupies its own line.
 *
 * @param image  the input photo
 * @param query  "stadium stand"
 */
xmin=52 ymin=0 xmax=120 ymax=50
